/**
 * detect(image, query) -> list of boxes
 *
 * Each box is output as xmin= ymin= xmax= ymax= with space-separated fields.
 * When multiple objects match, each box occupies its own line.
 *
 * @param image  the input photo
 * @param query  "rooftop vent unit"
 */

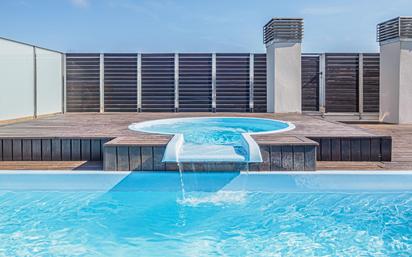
xmin=377 ymin=17 xmax=412 ymax=44
xmin=263 ymin=18 xmax=304 ymax=45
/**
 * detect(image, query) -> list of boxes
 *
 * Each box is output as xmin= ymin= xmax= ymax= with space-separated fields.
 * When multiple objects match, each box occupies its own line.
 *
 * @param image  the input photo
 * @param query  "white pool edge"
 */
xmin=128 ymin=116 xmax=296 ymax=135
xmin=129 ymin=117 xmax=295 ymax=163
xmin=1 ymin=170 xmax=412 ymax=175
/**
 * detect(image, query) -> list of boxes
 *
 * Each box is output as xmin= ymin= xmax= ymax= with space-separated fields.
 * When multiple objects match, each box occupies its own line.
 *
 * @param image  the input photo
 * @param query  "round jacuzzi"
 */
xmin=129 ymin=117 xmax=295 ymax=162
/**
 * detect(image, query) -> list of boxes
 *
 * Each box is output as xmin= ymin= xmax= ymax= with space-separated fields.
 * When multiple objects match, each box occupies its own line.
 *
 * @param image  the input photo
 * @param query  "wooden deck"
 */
xmin=0 ymin=113 xmax=401 ymax=171
xmin=0 ymin=112 xmax=383 ymax=139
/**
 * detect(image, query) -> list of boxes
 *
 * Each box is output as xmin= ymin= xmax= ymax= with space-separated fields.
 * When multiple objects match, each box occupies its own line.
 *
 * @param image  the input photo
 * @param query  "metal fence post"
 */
xmin=137 ymin=53 xmax=142 ymax=112
xmin=99 ymin=53 xmax=104 ymax=113
xmin=212 ymin=53 xmax=217 ymax=112
xmin=62 ymin=54 xmax=66 ymax=113
xmin=319 ymin=53 xmax=326 ymax=114
xmin=33 ymin=46 xmax=37 ymax=118
xmin=249 ymin=53 xmax=254 ymax=112
xmin=174 ymin=53 xmax=179 ymax=112
xmin=358 ymin=53 xmax=364 ymax=119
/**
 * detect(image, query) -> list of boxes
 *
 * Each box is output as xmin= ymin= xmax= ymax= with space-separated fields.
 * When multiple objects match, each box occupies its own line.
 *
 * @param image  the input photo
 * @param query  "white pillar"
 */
xmin=378 ymin=17 xmax=412 ymax=124
xmin=264 ymin=18 xmax=303 ymax=113
xmin=266 ymin=42 xmax=302 ymax=113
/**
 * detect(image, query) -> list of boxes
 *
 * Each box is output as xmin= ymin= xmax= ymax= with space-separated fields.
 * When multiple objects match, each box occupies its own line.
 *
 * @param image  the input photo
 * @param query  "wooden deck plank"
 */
xmin=293 ymin=146 xmax=305 ymax=171
xmin=22 ymin=139 xmax=32 ymax=161
xmin=2 ymin=139 xmax=12 ymax=161
xmin=129 ymin=146 xmax=141 ymax=171
xmin=281 ymin=146 xmax=293 ymax=171
xmin=41 ymin=139 xmax=52 ymax=161
xmin=81 ymin=139 xmax=91 ymax=161
xmin=32 ymin=139 xmax=42 ymax=161
xmin=141 ymin=146 xmax=153 ymax=171
xmin=51 ymin=139 xmax=61 ymax=161
xmin=116 ymin=146 xmax=130 ymax=171
xmin=12 ymin=139 xmax=22 ymax=161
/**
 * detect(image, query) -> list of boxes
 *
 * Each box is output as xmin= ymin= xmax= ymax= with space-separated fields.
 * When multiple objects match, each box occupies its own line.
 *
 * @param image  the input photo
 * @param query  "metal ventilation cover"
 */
xmin=377 ymin=17 xmax=412 ymax=43
xmin=263 ymin=18 xmax=304 ymax=45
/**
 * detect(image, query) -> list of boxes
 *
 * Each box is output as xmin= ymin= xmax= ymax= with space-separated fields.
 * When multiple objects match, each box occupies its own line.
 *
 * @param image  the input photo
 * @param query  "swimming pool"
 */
xmin=129 ymin=117 xmax=294 ymax=163
xmin=1 ymin=171 xmax=411 ymax=256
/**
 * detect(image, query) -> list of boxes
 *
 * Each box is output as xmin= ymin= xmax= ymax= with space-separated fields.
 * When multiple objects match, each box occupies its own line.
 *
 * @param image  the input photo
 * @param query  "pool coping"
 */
xmin=1 ymin=170 xmax=412 ymax=175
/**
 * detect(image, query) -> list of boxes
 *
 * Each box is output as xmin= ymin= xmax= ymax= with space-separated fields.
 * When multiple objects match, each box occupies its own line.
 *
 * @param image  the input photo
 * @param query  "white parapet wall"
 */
xmin=0 ymin=37 xmax=63 ymax=122
xmin=266 ymin=42 xmax=302 ymax=113
xmin=36 ymin=48 xmax=63 ymax=116
xmin=378 ymin=17 xmax=412 ymax=124
xmin=0 ymin=38 xmax=35 ymax=121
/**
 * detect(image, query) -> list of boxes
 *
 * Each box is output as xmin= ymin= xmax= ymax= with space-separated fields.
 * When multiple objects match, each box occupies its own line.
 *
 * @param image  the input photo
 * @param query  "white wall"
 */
xmin=0 ymin=38 xmax=63 ymax=121
xmin=0 ymin=38 xmax=35 ymax=120
xmin=36 ymin=48 xmax=63 ymax=115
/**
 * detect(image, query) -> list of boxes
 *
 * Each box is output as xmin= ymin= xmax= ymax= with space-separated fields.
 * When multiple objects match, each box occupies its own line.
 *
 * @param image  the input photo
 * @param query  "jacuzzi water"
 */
xmin=1 ymin=171 xmax=411 ymax=256
xmin=129 ymin=117 xmax=294 ymax=162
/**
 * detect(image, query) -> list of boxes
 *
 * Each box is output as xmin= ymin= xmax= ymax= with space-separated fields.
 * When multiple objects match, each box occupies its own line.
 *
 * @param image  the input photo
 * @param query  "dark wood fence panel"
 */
xmin=141 ymin=54 xmax=175 ymax=112
xmin=178 ymin=54 xmax=212 ymax=112
xmin=363 ymin=54 xmax=380 ymax=113
xmin=66 ymin=53 xmax=100 ymax=112
xmin=253 ymin=54 xmax=267 ymax=112
xmin=325 ymin=53 xmax=359 ymax=112
xmin=301 ymin=56 xmax=320 ymax=111
xmin=216 ymin=54 xmax=250 ymax=112
xmin=104 ymin=53 xmax=137 ymax=112
xmin=65 ymin=52 xmax=380 ymax=114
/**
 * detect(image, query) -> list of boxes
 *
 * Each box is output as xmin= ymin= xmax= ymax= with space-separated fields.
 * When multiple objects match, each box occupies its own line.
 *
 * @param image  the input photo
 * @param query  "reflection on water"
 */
xmin=1 ymin=190 xmax=410 ymax=256
xmin=1 ymin=172 xmax=411 ymax=256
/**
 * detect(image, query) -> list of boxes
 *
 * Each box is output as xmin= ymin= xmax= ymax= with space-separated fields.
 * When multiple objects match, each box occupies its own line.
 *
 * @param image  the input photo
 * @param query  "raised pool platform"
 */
xmin=0 ymin=113 xmax=392 ymax=171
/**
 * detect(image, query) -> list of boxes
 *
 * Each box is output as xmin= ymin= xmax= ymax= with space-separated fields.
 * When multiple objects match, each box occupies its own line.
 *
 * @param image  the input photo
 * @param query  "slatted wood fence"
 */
xmin=66 ymin=53 xmax=380 ymax=114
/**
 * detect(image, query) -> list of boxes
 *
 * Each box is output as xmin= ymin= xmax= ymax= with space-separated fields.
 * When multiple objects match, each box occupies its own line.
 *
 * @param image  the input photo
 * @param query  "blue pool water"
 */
xmin=0 ymin=171 xmax=411 ymax=256
xmin=129 ymin=117 xmax=294 ymax=162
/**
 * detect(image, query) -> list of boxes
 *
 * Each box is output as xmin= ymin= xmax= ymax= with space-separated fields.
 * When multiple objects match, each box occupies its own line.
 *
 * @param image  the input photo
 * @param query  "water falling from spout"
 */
xmin=177 ymin=162 xmax=186 ymax=200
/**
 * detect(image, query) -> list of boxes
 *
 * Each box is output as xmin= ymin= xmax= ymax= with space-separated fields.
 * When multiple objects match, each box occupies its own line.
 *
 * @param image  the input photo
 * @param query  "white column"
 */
xmin=266 ymin=42 xmax=302 ymax=113
xmin=380 ymin=40 xmax=412 ymax=123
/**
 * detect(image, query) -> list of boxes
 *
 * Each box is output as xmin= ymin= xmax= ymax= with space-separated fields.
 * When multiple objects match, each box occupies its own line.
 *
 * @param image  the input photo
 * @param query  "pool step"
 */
xmin=178 ymin=144 xmax=246 ymax=162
